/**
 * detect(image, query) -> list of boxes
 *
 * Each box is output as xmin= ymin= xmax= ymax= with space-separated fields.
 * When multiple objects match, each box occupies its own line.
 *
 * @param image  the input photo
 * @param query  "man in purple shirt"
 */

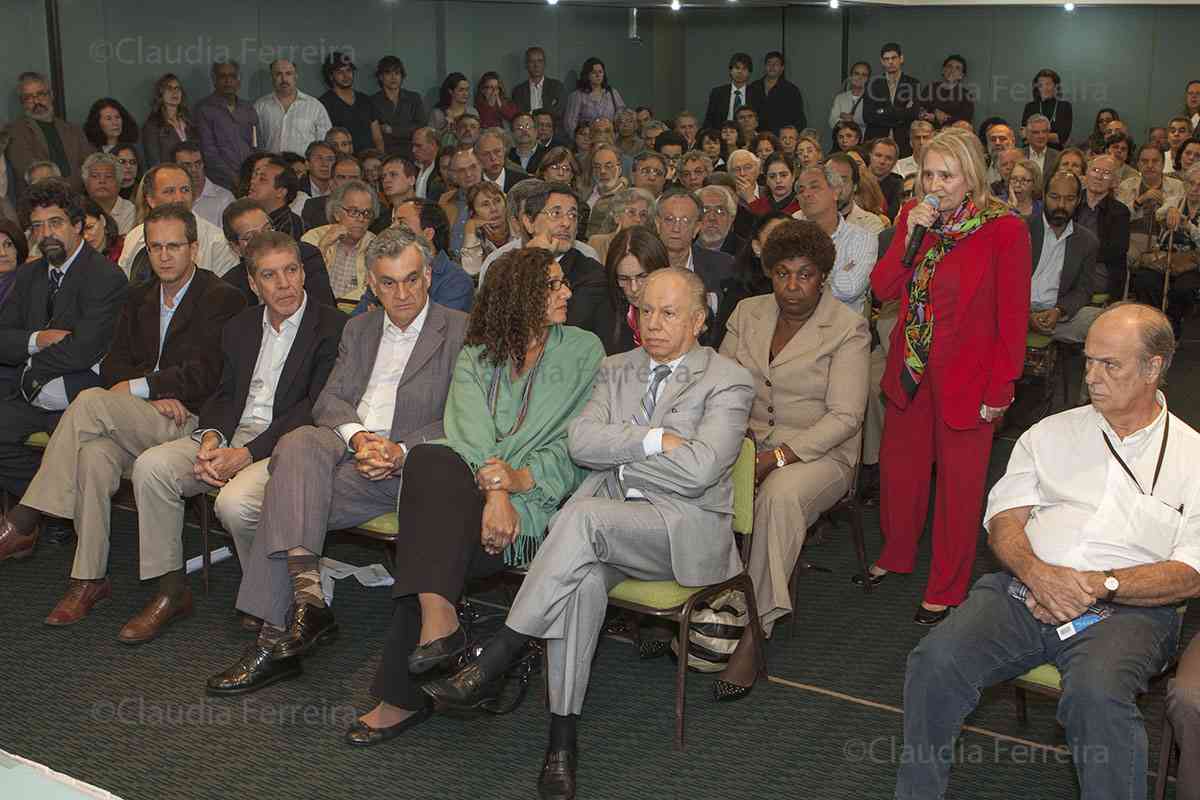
xmin=194 ymin=61 xmax=259 ymax=192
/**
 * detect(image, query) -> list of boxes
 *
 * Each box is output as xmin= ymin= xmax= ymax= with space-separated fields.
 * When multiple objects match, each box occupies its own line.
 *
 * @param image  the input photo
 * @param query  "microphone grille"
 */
xmin=922 ymin=193 xmax=940 ymax=210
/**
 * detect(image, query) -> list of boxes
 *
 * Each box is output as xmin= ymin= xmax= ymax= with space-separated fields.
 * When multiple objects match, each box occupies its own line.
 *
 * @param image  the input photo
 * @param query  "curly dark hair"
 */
xmin=22 ymin=179 xmax=84 ymax=228
xmin=466 ymin=248 xmax=556 ymax=372
xmin=762 ymin=219 xmax=836 ymax=277
xmin=83 ymin=98 xmax=140 ymax=149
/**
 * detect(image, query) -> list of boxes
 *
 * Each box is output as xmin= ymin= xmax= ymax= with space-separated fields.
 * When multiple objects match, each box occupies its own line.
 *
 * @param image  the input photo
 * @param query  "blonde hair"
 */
xmin=916 ymin=127 xmax=999 ymax=211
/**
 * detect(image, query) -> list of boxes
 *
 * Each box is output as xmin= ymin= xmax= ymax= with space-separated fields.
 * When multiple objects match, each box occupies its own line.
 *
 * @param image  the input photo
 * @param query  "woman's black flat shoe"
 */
xmin=851 ymin=570 xmax=889 ymax=587
xmin=914 ymin=605 xmax=952 ymax=626
xmin=713 ymin=679 xmax=754 ymax=703
xmin=345 ymin=703 xmax=433 ymax=747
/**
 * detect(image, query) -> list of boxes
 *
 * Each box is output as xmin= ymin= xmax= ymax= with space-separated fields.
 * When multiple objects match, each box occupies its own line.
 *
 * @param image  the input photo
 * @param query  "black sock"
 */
xmin=158 ymin=569 xmax=186 ymax=600
xmin=548 ymin=713 xmax=578 ymax=752
xmin=7 ymin=504 xmax=42 ymax=534
xmin=473 ymin=625 xmax=529 ymax=681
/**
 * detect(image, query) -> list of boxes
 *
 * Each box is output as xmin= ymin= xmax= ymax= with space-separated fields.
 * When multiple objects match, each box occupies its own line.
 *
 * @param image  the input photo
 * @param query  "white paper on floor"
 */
xmin=319 ymin=558 xmax=395 ymax=605
xmin=184 ymin=546 xmax=232 ymax=575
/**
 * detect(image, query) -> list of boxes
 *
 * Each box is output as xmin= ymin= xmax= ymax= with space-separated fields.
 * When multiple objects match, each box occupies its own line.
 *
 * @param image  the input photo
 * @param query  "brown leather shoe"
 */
xmin=45 ymin=578 xmax=112 ymax=626
xmin=118 ymin=589 xmax=194 ymax=644
xmin=0 ymin=518 xmax=39 ymax=562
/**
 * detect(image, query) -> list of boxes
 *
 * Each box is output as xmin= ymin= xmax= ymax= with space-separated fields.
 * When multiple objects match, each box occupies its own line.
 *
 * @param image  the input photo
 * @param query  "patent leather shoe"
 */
xmin=914 ymin=605 xmax=952 ymax=626
xmin=538 ymin=748 xmax=578 ymax=800
xmin=206 ymin=645 xmax=301 ymax=695
xmin=422 ymin=662 xmax=504 ymax=709
xmin=345 ymin=701 xmax=433 ymax=747
xmin=273 ymin=603 xmax=338 ymax=659
xmin=408 ymin=627 xmax=466 ymax=674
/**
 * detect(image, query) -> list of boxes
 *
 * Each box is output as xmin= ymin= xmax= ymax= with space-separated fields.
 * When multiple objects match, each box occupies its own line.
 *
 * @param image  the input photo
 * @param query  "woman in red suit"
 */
xmin=856 ymin=127 xmax=1031 ymax=625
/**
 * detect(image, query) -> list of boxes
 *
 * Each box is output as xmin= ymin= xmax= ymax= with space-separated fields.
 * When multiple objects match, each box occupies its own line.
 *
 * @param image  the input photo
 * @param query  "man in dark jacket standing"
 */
xmin=862 ymin=43 xmax=922 ymax=158
xmin=747 ymin=52 xmax=806 ymax=135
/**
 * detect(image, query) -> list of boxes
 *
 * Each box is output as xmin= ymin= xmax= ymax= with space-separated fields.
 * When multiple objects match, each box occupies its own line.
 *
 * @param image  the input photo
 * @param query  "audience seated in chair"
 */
xmin=205 ymin=227 xmax=467 ymax=696
xmin=300 ymin=178 xmax=378 ymax=301
xmin=595 ymin=225 xmax=670 ymax=355
xmin=220 ymin=199 xmax=335 ymax=310
xmin=424 ymin=267 xmax=754 ymax=799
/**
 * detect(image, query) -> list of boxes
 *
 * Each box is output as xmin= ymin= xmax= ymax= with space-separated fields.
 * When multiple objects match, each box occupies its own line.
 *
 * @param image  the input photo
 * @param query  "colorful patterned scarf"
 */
xmin=900 ymin=197 xmax=1014 ymax=397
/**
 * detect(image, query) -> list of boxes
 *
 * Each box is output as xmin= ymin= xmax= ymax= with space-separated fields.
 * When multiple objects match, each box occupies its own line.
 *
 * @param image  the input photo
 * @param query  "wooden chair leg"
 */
xmin=1013 ymin=685 xmax=1029 ymax=727
xmin=674 ymin=611 xmax=690 ymax=751
xmin=737 ymin=575 xmax=769 ymax=679
xmin=848 ymin=502 xmax=872 ymax=595
xmin=1154 ymin=702 xmax=1176 ymax=800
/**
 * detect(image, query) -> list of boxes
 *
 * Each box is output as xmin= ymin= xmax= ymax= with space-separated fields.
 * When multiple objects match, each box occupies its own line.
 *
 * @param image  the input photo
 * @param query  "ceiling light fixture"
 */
xmin=1064 ymin=2 xmax=1075 ymax=9
xmin=830 ymin=0 xmax=840 ymax=8
xmin=671 ymin=0 xmax=681 ymax=9
xmin=547 ymin=0 xmax=558 ymax=5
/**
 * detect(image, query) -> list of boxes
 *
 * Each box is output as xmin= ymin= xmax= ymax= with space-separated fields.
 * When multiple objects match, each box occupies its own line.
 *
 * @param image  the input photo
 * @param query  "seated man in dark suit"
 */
xmin=476 ymin=129 xmax=530 ymax=193
xmin=122 ymin=232 xmax=345 ymax=643
xmin=1076 ymin=154 xmax=1132 ymax=301
xmin=426 ymin=268 xmax=755 ymax=798
xmin=1027 ymin=173 xmax=1103 ymax=344
xmin=1 ymin=204 xmax=245 ymax=626
xmin=655 ymin=187 xmax=735 ymax=324
xmin=703 ymin=52 xmax=754 ymax=131
xmin=220 ymin=199 xmax=335 ymax=309
xmin=508 ymin=112 xmax=547 ymax=175
xmin=246 ymin=154 xmax=305 ymax=240
xmin=0 ymin=181 xmax=128 ymax=512
xmin=205 ymin=227 xmax=469 ymax=695
xmin=301 ymin=153 xmax=362 ymax=231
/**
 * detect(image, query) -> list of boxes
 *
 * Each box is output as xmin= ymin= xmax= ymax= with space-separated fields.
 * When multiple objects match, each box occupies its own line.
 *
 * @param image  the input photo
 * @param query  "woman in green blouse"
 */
xmin=346 ymin=247 xmax=604 ymax=746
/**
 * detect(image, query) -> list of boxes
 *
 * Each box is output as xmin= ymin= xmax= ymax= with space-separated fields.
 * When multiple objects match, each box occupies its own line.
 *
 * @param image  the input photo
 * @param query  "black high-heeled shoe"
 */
xmin=851 ymin=569 xmax=889 ymax=587
xmin=914 ymin=605 xmax=952 ymax=626
xmin=712 ymin=679 xmax=754 ymax=703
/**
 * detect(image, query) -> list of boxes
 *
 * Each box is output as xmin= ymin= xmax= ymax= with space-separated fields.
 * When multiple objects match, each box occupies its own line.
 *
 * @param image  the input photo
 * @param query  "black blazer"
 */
xmin=512 ymin=78 xmax=567 ymax=128
xmin=703 ymin=85 xmax=749 ymax=131
xmin=1087 ymin=194 xmax=1132 ymax=280
xmin=499 ymin=168 xmax=532 ymax=193
xmin=301 ymin=196 xmax=328 ymax=231
xmin=747 ymin=77 xmax=806 ymax=134
xmin=0 ymin=245 xmax=128 ymax=398
xmin=691 ymin=244 xmax=735 ymax=300
xmin=197 ymin=300 xmax=346 ymax=461
xmin=1026 ymin=213 xmax=1101 ymax=318
xmin=560 ymin=248 xmax=608 ymax=342
xmin=101 ymin=267 xmax=246 ymax=413
xmin=862 ymin=74 xmax=923 ymax=157
xmin=509 ymin=144 xmax=547 ymax=175
xmin=222 ymin=242 xmax=335 ymax=311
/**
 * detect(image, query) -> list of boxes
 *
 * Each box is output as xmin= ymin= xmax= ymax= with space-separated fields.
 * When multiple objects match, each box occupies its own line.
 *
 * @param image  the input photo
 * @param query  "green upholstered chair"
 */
xmin=605 ymin=437 xmax=765 ymax=751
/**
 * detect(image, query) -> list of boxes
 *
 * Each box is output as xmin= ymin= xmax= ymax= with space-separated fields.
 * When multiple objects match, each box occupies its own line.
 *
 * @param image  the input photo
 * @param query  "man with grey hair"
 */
xmin=82 ymin=152 xmax=135 ymax=234
xmin=655 ymin=187 xmax=734 ymax=317
xmin=793 ymin=165 xmax=878 ymax=313
xmin=254 ymin=58 xmax=332 ymax=155
xmin=475 ymin=128 xmax=529 ymax=193
xmin=1077 ymin=153 xmax=1132 ymax=299
xmin=301 ymin=178 xmax=379 ymax=299
xmin=194 ymin=61 xmax=259 ymax=192
xmin=893 ymin=119 xmax=933 ymax=180
xmin=477 ymin=179 xmax=601 ymax=285
xmin=696 ymin=184 xmax=742 ymax=256
xmin=587 ymin=186 xmax=656 ymax=265
xmin=207 ymin=225 xmax=469 ymax=695
xmin=7 ymin=71 xmax=93 ymax=192
xmin=632 ymin=150 xmax=670 ymax=198
xmin=1023 ymin=113 xmax=1060 ymax=179
xmin=585 ymin=143 xmax=627 ymax=209
xmin=678 ymin=152 xmax=713 ymax=193
xmin=897 ymin=301 xmax=1200 ymax=800
xmin=122 ymin=231 xmax=346 ymax=644
xmin=23 ymin=160 xmax=61 ymax=186
xmin=984 ymin=122 xmax=1016 ymax=185
xmin=640 ymin=119 xmax=668 ymax=152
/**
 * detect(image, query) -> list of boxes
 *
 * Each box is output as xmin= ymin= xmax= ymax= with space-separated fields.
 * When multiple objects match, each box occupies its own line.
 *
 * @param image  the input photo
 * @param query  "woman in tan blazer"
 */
xmin=718 ymin=220 xmax=870 ymax=653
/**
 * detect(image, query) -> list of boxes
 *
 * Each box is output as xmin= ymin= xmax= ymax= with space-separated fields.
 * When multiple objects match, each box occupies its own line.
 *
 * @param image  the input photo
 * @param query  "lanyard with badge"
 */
xmin=1101 ymin=413 xmax=1169 ymax=499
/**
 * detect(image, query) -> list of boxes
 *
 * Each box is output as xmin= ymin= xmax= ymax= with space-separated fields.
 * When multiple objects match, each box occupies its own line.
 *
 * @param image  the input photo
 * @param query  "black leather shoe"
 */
xmin=422 ymin=662 xmax=504 ymax=709
xmin=206 ymin=645 xmax=301 ymax=695
xmin=713 ymin=678 xmax=754 ymax=703
xmin=914 ymin=605 xmax=952 ymax=626
xmin=851 ymin=569 xmax=889 ymax=587
xmin=538 ymin=748 xmax=578 ymax=800
xmin=638 ymin=638 xmax=671 ymax=659
xmin=345 ymin=701 xmax=433 ymax=747
xmin=409 ymin=627 xmax=466 ymax=674
xmin=273 ymin=603 xmax=338 ymax=660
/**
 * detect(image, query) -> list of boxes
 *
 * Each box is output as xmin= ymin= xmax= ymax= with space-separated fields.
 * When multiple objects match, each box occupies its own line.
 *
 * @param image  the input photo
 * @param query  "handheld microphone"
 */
xmin=901 ymin=194 xmax=940 ymax=268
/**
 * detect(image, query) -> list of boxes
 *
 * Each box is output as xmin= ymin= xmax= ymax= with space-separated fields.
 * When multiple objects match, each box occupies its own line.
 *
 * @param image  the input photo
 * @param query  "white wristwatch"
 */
xmin=774 ymin=448 xmax=787 ymax=468
xmin=1103 ymin=570 xmax=1120 ymax=603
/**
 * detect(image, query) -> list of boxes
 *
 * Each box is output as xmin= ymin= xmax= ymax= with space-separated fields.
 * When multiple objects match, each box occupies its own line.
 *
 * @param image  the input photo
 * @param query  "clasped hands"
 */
xmin=1029 ymin=307 xmax=1061 ymax=335
xmin=1022 ymin=564 xmax=1107 ymax=625
xmin=193 ymin=432 xmax=253 ymax=488
xmin=473 ymin=457 xmax=532 ymax=557
xmin=349 ymin=432 xmax=406 ymax=482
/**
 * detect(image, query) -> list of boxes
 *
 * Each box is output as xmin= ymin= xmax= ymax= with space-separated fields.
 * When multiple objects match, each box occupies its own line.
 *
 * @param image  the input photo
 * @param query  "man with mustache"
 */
xmin=254 ymin=59 xmax=332 ymax=156
xmin=6 ymin=72 xmax=93 ymax=193
xmin=0 ymin=181 xmax=127 ymax=512
xmin=1026 ymin=172 xmax=1103 ymax=344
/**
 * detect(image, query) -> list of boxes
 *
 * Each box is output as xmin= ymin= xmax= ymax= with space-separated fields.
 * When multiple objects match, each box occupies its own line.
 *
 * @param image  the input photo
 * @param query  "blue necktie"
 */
xmin=732 ymin=89 xmax=744 ymax=117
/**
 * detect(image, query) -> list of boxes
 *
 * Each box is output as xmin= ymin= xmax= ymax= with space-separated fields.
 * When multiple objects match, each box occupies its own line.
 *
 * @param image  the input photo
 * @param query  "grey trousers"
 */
xmin=235 ymin=425 xmax=402 ymax=628
xmin=506 ymin=498 xmax=675 ymax=716
xmin=21 ymin=388 xmax=196 ymax=579
xmin=1050 ymin=305 xmax=1103 ymax=344
xmin=131 ymin=433 xmax=269 ymax=580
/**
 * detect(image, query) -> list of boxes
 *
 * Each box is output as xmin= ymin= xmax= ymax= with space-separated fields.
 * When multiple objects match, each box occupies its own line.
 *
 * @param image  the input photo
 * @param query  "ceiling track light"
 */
xmin=830 ymin=0 xmax=840 ymax=8
xmin=1064 ymin=2 xmax=1075 ymax=9
xmin=670 ymin=0 xmax=681 ymax=9
xmin=546 ymin=0 xmax=558 ymax=5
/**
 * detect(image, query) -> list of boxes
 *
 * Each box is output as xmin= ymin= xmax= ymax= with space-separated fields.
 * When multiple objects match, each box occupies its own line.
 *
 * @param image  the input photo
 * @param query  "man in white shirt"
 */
xmin=895 ymin=303 xmax=1200 ymax=800
xmin=119 ymin=163 xmax=238 ymax=278
xmin=412 ymin=127 xmax=439 ymax=199
xmin=122 ymin=232 xmax=345 ymax=644
xmin=82 ymin=153 xmax=136 ymax=234
xmin=1023 ymin=113 xmax=1060 ymax=180
xmin=206 ymin=228 xmax=469 ymax=695
xmin=892 ymin=120 xmax=932 ymax=180
xmin=173 ymin=142 xmax=234 ymax=230
xmin=800 ymin=153 xmax=886 ymax=236
xmin=1165 ymin=117 xmax=1192 ymax=174
xmin=255 ymin=59 xmax=333 ymax=155
xmin=794 ymin=165 xmax=877 ymax=314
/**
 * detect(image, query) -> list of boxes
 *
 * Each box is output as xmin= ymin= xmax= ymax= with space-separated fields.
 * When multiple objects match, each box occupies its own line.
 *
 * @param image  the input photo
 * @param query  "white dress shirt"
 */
xmin=726 ymin=83 xmax=749 ymax=122
xmin=254 ymin=91 xmax=333 ymax=155
xmin=108 ymin=197 xmax=137 ymax=235
xmin=477 ymin=238 xmax=600 ymax=286
xmin=129 ymin=267 xmax=197 ymax=399
xmin=191 ymin=179 xmax=235 ymax=230
xmin=27 ymin=241 xmax=95 ymax=410
xmin=415 ymin=162 xmax=436 ymax=199
xmin=828 ymin=217 xmax=879 ymax=314
xmin=984 ymin=395 xmax=1200 ymax=575
xmin=893 ymin=155 xmax=918 ymax=180
xmin=827 ymin=90 xmax=867 ymax=135
xmin=336 ymin=300 xmax=429 ymax=447
xmin=1030 ymin=216 xmax=1073 ymax=311
xmin=621 ymin=352 xmax=688 ymax=498
xmin=487 ymin=168 xmax=507 ymax=189
xmin=529 ymin=78 xmax=544 ymax=112
xmin=119 ymin=215 xmax=238 ymax=277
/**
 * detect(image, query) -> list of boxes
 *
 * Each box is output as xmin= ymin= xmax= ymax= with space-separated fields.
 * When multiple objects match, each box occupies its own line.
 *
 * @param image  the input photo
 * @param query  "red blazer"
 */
xmin=748 ymin=194 xmax=801 ymax=217
xmin=871 ymin=199 xmax=1031 ymax=430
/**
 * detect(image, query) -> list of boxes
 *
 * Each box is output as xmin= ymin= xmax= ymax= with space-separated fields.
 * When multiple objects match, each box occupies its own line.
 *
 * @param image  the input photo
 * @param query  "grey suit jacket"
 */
xmin=312 ymin=301 xmax=469 ymax=445
xmin=567 ymin=345 xmax=754 ymax=587
xmin=1028 ymin=146 xmax=1061 ymax=189
xmin=1026 ymin=212 xmax=1101 ymax=319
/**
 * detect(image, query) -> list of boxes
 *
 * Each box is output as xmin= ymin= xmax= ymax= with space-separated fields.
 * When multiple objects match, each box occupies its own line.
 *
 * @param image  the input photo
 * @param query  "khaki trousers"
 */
xmin=131 ymin=431 xmax=269 ymax=580
xmin=21 ymin=388 xmax=196 ymax=580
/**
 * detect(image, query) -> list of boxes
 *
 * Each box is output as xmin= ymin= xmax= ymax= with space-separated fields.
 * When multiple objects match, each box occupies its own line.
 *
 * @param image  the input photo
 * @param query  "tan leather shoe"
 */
xmin=118 ymin=589 xmax=194 ymax=644
xmin=0 ymin=517 xmax=39 ymax=562
xmin=45 ymin=578 xmax=112 ymax=626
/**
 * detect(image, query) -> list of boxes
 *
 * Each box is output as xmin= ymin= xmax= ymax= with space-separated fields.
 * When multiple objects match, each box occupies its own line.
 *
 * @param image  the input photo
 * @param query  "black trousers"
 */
xmin=371 ymin=444 xmax=506 ymax=709
xmin=0 ymin=374 xmax=60 ymax=497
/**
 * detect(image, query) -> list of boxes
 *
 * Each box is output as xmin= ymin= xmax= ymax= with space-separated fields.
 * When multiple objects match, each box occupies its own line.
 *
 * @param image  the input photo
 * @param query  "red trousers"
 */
xmin=876 ymin=370 xmax=995 ymax=606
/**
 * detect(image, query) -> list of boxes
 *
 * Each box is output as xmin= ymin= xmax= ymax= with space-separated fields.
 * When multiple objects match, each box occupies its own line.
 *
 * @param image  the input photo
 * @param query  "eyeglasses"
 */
xmin=514 ymin=123 xmax=534 ymax=132
xmin=539 ymin=207 xmax=579 ymax=222
xmin=637 ymin=167 xmax=666 ymax=178
xmin=28 ymin=216 xmax=70 ymax=233
xmin=236 ymin=221 xmax=275 ymax=245
xmin=1088 ymin=167 xmax=1114 ymax=178
xmin=21 ymin=90 xmax=50 ymax=102
xmin=341 ymin=206 xmax=373 ymax=220
xmin=594 ymin=160 xmax=620 ymax=172
xmin=1009 ymin=177 xmax=1034 ymax=185
xmin=146 ymin=241 xmax=190 ymax=256
xmin=659 ymin=215 xmax=694 ymax=228
xmin=701 ymin=206 xmax=729 ymax=218
xmin=116 ymin=158 xmax=138 ymax=168
xmin=545 ymin=163 xmax=573 ymax=175
xmin=546 ymin=277 xmax=572 ymax=292
xmin=623 ymin=208 xmax=650 ymax=221
xmin=616 ymin=273 xmax=648 ymax=286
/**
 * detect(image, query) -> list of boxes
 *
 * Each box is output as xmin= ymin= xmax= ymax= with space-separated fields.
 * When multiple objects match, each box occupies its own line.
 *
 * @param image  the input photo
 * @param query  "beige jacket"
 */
xmin=301 ymin=224 xmax=376 ymax=301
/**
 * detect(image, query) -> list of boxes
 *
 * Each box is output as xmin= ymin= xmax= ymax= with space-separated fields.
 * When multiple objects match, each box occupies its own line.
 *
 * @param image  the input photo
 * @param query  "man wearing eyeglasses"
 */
xmin=508 ymin=112 xmax=547 ymax=175
xmin=1075 ymin=154 xmax=1132 ymax=299
xmin=220 ymin=199 xmax=335 ymax=309
xmin=655 ymin=188 xmax=734 ymax=323
xmin=173 ymin=142 xmax=234 ymax=231
xmin=632 ymin=151 xmax=670 ymax=199
xmin=0 ymin=181 xmax=127 ymax=518
xmin=7 ymin=72 xmax=94 ymax=193
xmin=302 ymin=179 xmax=379 ymax=300
xmin=585 ymin=144 xmax=627 ymax=210
xmin=475 ymin=129 xmax=530 ymax=194
xmin=4 ymin=203 xmax=244 ymax=627
xmin=696 ymin=184 xmax=742 ymax=256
